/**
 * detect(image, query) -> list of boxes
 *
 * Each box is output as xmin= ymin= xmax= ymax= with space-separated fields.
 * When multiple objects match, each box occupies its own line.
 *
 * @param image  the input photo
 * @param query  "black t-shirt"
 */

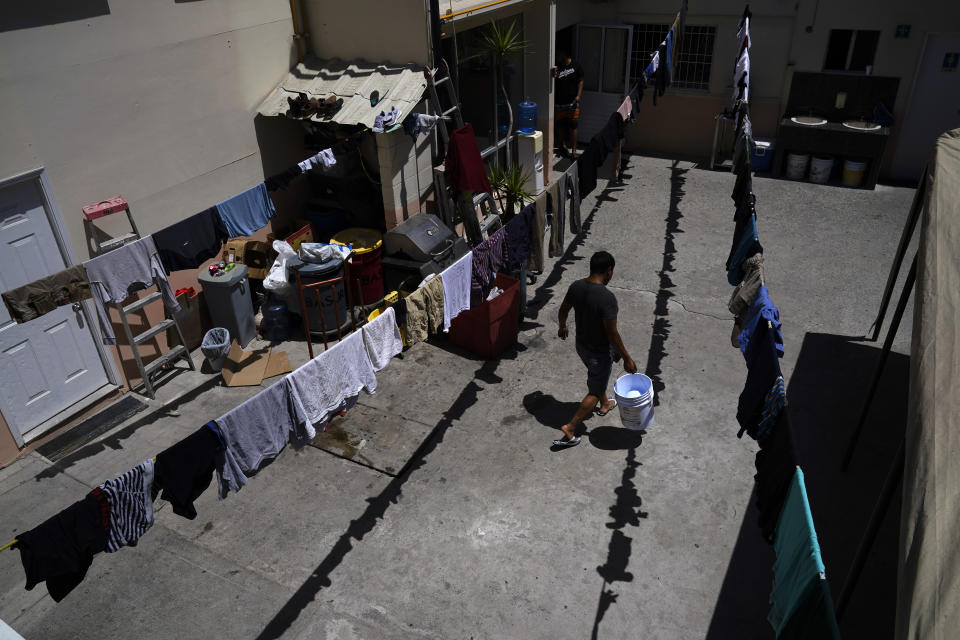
xmin=563 ymin=279 xmax=618 ymax=352
xmin=555 ymin=60 xmax=584 ymax=105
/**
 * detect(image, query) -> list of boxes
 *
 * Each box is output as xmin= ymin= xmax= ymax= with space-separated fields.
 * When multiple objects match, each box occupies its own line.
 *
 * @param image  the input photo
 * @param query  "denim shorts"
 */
xmin=576 ymin=342 xmax=613 ymax=396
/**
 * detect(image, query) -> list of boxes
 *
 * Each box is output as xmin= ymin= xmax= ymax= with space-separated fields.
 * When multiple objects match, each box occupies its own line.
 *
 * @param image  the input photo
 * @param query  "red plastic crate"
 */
xmin=448 ymin=274 xmax=520 ymax=359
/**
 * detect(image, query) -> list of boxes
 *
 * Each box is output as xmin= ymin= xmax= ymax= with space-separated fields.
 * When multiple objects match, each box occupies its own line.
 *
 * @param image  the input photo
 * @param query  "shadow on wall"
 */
xmin=705 ymin=332 xmax=908 ymax=639
xmin=0 ymin=0 xmax=110 ymax=32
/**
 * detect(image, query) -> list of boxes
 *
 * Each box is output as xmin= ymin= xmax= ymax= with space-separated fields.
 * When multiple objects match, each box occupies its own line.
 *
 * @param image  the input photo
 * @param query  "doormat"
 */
xmin=36 ymin=395 xmax=148 ymax=462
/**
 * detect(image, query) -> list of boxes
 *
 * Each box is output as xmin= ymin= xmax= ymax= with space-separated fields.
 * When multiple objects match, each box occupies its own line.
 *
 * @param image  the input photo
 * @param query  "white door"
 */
xmin=892 ymin=33 xmax=960 ymax=180
xmin=576 ymin=24 xmax=634 ymax=141
xmin=0 ymin=177 xmax=111 ymax=445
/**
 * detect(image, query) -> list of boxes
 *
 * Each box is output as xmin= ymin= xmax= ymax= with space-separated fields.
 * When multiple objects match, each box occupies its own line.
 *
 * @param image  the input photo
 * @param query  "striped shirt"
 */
xmin=99 ymin=459 xmax=155 ymax=553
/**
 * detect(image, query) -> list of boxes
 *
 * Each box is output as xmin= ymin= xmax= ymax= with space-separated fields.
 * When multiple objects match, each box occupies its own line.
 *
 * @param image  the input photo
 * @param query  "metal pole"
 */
xmin=867 ymin=168 xmax=926 ymax=341
xmin=841 ymin=253 xmax=917 ymax=471
xmin=835 ymin=440 xmax=905 ymax=620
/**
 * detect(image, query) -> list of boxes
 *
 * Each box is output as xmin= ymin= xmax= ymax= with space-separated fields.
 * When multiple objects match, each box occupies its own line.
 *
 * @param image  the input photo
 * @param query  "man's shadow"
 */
xmin=523 ymin=391 xmax=643 ymax=451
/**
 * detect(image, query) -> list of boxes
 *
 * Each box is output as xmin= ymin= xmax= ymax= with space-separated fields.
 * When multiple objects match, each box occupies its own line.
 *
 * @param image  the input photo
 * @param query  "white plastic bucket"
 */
xmin=786 ymin=153 xmax=810 ymax=180
xmin=809 ymin=156 xmax=833 ymax=184
xmin=842 ymin=159 xmax=867 ymax=187
xmin=614 ymin=373 xmax=655 ymax=431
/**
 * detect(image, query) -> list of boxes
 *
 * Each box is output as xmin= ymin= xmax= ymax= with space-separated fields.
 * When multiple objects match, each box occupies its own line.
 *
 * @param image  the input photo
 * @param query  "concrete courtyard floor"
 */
xmin=0 ymin=155 xmax=915 ymax=639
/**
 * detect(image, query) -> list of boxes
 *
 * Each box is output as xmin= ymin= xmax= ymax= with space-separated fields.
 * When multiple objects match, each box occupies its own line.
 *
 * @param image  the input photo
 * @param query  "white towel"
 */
xmin=286 ymin=330 xmax=377 ymax=433
xmin=362 ymin=307 xmax=403 ymax=372
xmin=440 ymin=251 xmax=473 ymax=331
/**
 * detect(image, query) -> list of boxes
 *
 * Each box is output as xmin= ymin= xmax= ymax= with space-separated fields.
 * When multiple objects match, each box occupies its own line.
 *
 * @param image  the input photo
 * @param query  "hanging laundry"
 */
xmin=652 ymin=42 xmax=669 ymax=104
xmin=565 ymin=161 xmax=582 ymax=230
xmin=546 ymin=180 xmax=564 ymax=258
xmin=778 ymin=576 xmax=842 ymax=639
xmin=754 ymin=411 xmax=797 ymax=542
xmin=286 ymin=330 xmax=378 ymax=434
xmin=153 ymin=424 xmax=223 ymax=520
xmin=578 ymin=113 xmax=624 ymax=199
xmin=444 ymin=123 xmax=493 ymax=193
xmin=215 ymin=377 xmax=312 ymax=498
xmin=2 ymin=264 xmax=91 ymax=323
xmin=737 ymin=16 xmax=751 ymax=55
xmin=733 ymin=50 xmax=750 ymax=103
xmin=394 ymin=297 xmax=407 ymax=328
xmin=440 ymin=251 xmax=473 ymax=331
xmin=402 ymin=112 xmax=440 ymax=140
xmin=736 ymin=321 xmax=783 ymax=439
xmin=13 ymin=491 xmax=110 ymax=602
xmin=616 ymin=95 xmax=633 ymax=123
xmin=152 ymin=206 xmax=229 ymax=274
xmin=644 ymin=50 xmax=660 ymax=81
xmin=361 ymin=306 xmax=403 ymax=371
xmin=264 ymin=165 xmax=304 ymax=192
xmin=553 ymin=172 xmax=569 ymax=255
xmin=728 ymin=253 xmax=765 ymax=318
xmin=84 ymin=236 xmax=180 ymax=345
xmin=733 ymin=190 xmax=756 ymax=223
xmin=504 ymin=203 xmax=534 ymax=272
xmin=664 ymin=27 xmax=675 ymax=86
xmin=471 ymin=227 xmax=507 ymax=295
xmin=403 ymin=276 xmax=445 ymax=344
xmin=725 ymin=214 xmax=761 ymax=286
xmin=738 ymin=285 xmax=784 ymax=364
xmin=98 ymin=459 xmax=155 ymax=552
xmin=215 ymin=183 xmax=276 ymax=238
xmin=768 ymin=468 xmax=834 ymax=636
xmin=298 ymin=149 xmax=336 ymax=172
xmin=526 ymin=192 xmax=547 ymax=273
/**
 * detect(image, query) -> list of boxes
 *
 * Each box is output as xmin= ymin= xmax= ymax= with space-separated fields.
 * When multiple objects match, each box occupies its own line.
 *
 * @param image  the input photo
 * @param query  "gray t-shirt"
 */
xmin=563 ymin=279 xmax=618 ymax=352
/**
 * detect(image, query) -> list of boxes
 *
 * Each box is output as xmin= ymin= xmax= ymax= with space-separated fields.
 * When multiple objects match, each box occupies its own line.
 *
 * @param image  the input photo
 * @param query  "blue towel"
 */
xmin=664 ymin=27 xmax=674 ymax=86
xmin=216 ymin=183 xmax=275 ymax=238
xmin=769 ymin=468 xmax=826 ymax=634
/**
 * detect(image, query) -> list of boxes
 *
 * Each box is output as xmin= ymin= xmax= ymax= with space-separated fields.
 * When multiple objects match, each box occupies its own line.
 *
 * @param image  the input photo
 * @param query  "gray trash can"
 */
xmin=201 ymin=328 xmax=231 ymax=371
xmin=198 ymin=264 xmax=256 ymax=347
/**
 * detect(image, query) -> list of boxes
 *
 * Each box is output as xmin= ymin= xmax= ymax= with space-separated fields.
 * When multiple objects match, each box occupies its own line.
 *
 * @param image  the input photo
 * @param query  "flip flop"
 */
xmin=596 ymin=399 xmax=618 ymax=416
xmin=552 ymin=436 xmax=581 ymax=447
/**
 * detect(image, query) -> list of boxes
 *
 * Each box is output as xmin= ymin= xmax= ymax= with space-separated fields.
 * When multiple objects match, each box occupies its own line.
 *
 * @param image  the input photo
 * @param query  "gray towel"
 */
xmin=83 ymin=236 xmax=180 ymax=345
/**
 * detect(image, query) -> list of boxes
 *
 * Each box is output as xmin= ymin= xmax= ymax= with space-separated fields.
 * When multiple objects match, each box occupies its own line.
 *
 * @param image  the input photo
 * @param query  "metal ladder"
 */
xmin=83 ymin=196 xmax=195 ymax=399
xmin=425 ymin=64 xmax=494 ymax=246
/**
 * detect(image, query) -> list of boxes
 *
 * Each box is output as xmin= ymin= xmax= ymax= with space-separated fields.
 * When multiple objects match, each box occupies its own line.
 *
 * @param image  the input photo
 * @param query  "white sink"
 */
xmin=790 ymin=116 xmax=827 ymax=126
xmin=842 ymin=120 xmax=882 ymax=131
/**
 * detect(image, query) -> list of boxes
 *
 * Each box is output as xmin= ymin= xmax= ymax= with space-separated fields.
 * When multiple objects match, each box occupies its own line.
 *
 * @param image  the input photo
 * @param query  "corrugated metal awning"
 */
xmin=439 ymin=0 xmax=530 ymax=21
xmin=256 ymin=57 xmax=428 ymax=129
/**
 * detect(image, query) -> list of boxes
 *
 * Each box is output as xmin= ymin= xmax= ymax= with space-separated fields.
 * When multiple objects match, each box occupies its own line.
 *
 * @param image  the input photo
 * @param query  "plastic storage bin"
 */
xmin=448 ymin=274 xmax=521 ymax=358
xmin=197 ymin=264 xmax=256 ymax=348
xmin=750 ymin=138 xmax=774 ymax=173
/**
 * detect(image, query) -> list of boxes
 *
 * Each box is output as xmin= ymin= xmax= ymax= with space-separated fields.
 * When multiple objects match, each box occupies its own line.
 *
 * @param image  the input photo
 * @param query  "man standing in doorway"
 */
xmin=554 ymin=251 xmax=637 ymax=447
xmin=553 ymin=48 xmax=584 ymax=159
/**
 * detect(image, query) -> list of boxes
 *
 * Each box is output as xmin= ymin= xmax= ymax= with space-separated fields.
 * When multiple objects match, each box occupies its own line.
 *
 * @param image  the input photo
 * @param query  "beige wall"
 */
xmin=303 ymin=0 xmax=430 ymax=66
xmin=0 ymin=0 xmax=297 ymax=261
xmin=786 ymin=0 xmax=960 ymax=178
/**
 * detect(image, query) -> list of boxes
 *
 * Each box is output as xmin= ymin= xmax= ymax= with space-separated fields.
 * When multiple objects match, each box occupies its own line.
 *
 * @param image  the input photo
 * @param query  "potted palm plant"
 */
xmin=480 ymin=19 xmax=528 ymax=167
xmin=488 ymin=164 xmax=533 ymax=219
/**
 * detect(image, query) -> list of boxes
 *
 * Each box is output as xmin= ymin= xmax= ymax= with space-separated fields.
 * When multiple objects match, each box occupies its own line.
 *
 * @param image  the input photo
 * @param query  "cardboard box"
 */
xmin=223 ymin=240 xmax=274 ymax=279
xmin=267 ymin=220 xmax=313 ymax=253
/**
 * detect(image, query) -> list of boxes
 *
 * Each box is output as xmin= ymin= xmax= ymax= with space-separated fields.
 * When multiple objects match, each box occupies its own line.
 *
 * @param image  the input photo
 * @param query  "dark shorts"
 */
xmin=576 ymin=342 xmax=613 ymax=396
xmin=555 ymin=104 xmax=580 ymax=128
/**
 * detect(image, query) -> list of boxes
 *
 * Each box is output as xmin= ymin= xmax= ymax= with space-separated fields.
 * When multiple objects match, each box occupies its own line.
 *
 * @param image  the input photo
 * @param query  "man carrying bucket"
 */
xmin=554 ymin=251 xmax=637 ymax=447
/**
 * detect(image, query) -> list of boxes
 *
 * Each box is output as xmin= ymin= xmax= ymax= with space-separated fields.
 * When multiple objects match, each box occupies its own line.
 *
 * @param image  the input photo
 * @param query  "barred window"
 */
xmin=629 ymin=24 xmax=716 ymax=91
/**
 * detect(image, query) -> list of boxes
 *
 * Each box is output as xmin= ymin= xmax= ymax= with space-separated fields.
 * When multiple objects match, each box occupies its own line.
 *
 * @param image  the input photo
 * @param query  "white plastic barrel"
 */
xmin=809 ymin=156 xmax=833 ymax=184
xmin=613 ymin=373 xmax=656 ymax=431
xmin=786 ymin=153 xmax=810 ymax=180
xmin=842 ymin=159 xmax=867 ymax=187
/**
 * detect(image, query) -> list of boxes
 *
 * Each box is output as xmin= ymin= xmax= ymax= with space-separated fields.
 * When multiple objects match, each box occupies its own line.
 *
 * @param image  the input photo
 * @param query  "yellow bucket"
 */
xmin=330 ymin=228 xmax=382 ymax=255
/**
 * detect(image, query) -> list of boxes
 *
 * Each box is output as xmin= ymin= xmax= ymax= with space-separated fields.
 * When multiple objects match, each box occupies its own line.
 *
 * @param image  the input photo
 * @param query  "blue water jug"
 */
xmin=260 ymin=294 xmax=290 ymax=342
xmin=518 ymin=100 xmax=537 ymax=134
